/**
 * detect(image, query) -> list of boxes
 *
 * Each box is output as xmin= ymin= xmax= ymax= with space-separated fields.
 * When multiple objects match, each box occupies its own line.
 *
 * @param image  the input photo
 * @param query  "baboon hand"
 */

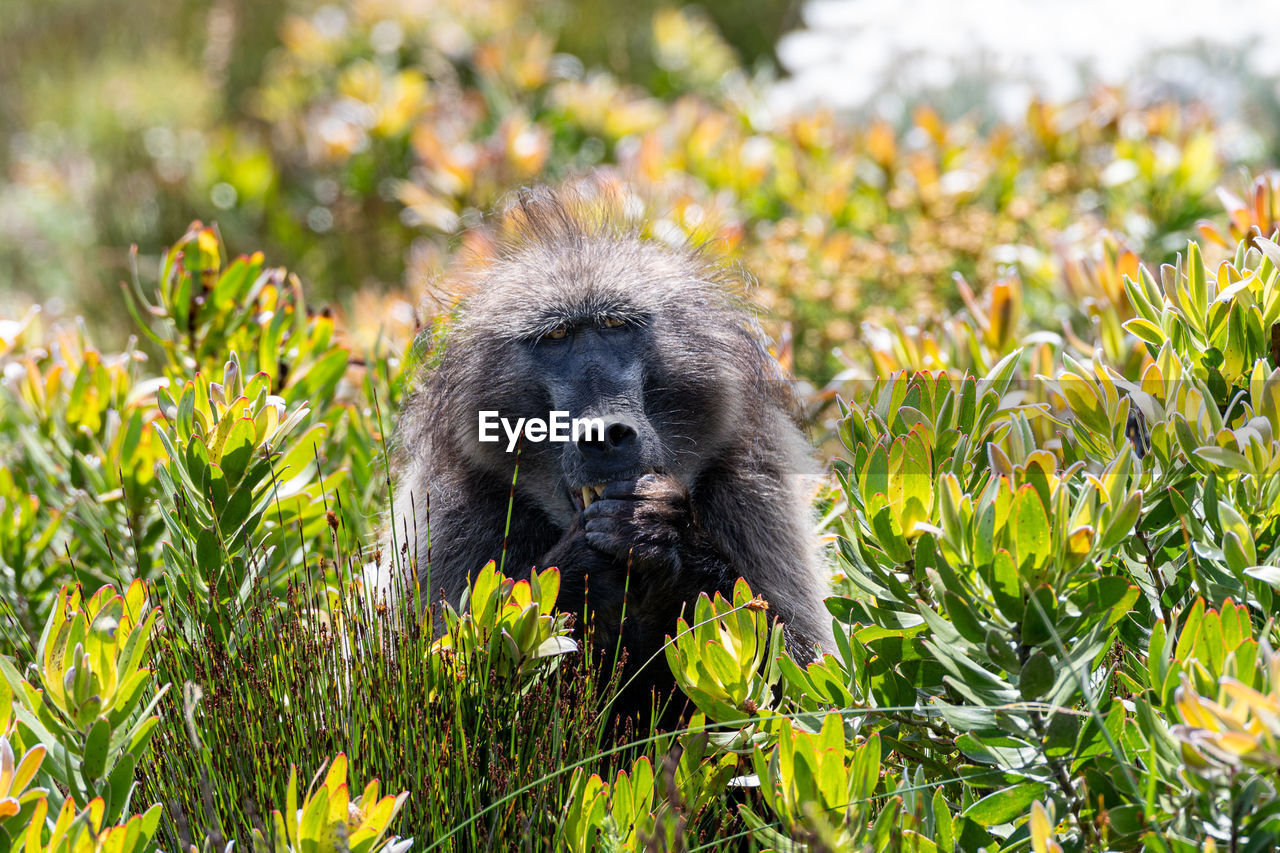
xmin=581 ymin=473 xmax=692 ymax=573
xmin=540 ymin=512 xmax=594 ymax=569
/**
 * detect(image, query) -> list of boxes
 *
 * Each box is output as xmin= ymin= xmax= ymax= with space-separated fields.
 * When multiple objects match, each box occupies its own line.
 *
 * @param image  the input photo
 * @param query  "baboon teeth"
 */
xmin=578 ymin=484 xmax=607 ymax=508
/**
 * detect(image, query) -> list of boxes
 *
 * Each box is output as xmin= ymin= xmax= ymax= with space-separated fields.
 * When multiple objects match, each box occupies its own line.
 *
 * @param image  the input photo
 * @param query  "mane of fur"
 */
xmin=383 ymin=181 xmax=833 ymax=660
xmin=395 ymin=184 xmax=800 ymax=469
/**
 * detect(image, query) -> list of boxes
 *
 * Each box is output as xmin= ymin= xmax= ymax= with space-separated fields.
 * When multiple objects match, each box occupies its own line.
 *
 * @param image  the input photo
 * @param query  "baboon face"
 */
xmin=447 ymin=231 xmax=743 ymax=528
xmin=525 ymin=315 xmax=663 ymax=512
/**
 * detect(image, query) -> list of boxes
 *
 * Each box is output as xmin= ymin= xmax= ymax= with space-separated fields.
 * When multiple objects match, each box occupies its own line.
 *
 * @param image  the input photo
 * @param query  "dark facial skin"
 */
xmin=526 ymin=316 xmax=661 ymax=497
xmin=525 ymin=317 xmax=736 ymax=722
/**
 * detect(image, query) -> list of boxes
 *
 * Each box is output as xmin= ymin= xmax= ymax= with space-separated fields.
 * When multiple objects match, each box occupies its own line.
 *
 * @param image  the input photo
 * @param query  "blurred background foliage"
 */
xmin=3 ymin=0 xmax=1273 ymax=384
xmin=11 ymin=1 xmax=1280 ymax=848
xmin=0 ymin=0 xmax=790 ymax=345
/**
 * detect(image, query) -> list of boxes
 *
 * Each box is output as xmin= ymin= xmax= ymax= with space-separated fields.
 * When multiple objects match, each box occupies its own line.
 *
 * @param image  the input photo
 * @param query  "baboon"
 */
xmin=384 ymin=185 xmax=834 ymax=715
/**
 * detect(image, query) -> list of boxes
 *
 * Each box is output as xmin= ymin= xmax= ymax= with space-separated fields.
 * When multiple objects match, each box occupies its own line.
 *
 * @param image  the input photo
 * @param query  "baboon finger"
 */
xmin=600 ymin=478 xmax=642 ymax=500
xmin=586 ymin=509 xmax=677 ymax=537
xmin=585 ymin=530 xmax=632 ymax=556
xmin=584 ymin=498 xmax=682 ymax=527
xmin=600 ymin=473 xmax=682 ymax=501
xmin=583 ymin=498 xmax=633 ymax=521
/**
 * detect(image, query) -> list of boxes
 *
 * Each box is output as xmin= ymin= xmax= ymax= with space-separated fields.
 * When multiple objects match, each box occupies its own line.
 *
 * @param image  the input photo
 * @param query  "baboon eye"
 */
xmin=545 ymin=325 xmax=569 ymax=341
xmin=601 ymin=317 xmax=626 ymax=329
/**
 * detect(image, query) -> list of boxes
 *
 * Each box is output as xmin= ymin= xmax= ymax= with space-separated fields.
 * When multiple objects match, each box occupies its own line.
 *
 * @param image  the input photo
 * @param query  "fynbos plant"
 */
xmin=19 ymin=797 xmax=163 ymax=853
xmin=663 ymin=579 xmax=781 ymax=725
xmin=14 ymin=153 xmax=1280 ymax=849
xmin=152 ymin=353 xmax=328 ymax=641
xmin=0 ymin=581 xmax=164 ymax=826
xmin=254 ymin=755 xmax=411 ymax=853
xmin=433 ymin=561 xmax=577 ymax=689
xmin=0 ymin=683 xmax=48 ymax=842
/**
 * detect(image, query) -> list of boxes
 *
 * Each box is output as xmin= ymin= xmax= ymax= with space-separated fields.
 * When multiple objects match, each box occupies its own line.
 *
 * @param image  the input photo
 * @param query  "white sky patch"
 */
xmin=771 ymin=0 xmax=1280 ymax=119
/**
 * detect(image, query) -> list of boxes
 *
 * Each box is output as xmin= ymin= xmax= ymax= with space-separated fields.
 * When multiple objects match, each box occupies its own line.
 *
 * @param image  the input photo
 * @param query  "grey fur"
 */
xmin=380 ymin=184 xmax=835 ymax=683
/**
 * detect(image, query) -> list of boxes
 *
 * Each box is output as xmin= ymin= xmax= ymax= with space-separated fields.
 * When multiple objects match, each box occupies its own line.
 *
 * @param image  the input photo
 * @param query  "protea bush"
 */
xmin=6 ymin=133 xmax=1280 ymax=850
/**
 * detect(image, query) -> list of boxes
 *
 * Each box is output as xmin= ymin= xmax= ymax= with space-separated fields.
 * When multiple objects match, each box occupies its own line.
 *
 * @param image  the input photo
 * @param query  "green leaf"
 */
xmin=211 ymin=254 xmax=258 ymax=308
xmin=1187 ymin=241 xmax=1208 ymax=334
xmin=870 ymin=502 xmax=912 ymax=564
xmin=960 ymin=782 xmax=1045 ymax=827
xmin=1224 ymin=533 xmax=1253 ymax=577
xmin=219 ymin=417 xmax=258 ymax=485
xmin=942 ymin=591 xmax=986 ymax=645
xmin=984 ymin=628 xmax=1019 ymax=673
xmin=932 ymin=789 xmax=955 ymax=853
xmin=196 ymin=527 xmax=222 ymax=580
xmin=989 ymin=550 xmax=1023 ymax=622
xmin=1019 ymin=650 xmax=1054 ymax=700
xmin=1011 ymin=485 xmax=1050 ymax=576
xmin=860 ymin=444 xmax=890 ymax=509
xmin=1107 ymin=803 xmax=1144 ymax=837
xmin=82 ymin=717 xmax=111 ymax=783
xmin=1073 ymin=703 xmax=1125 ymax=770
xmin=1042 ymin=712 xmax=1079 ymax=759
xmin=1020 ymin=586 xmax=1057 ymax=647
xmin=103 ymin=752 xmax=138 ymax=823
xmin=1197 ymin=446 xmax=1252 ymax=474
xmin=1124 ymin=317 xmax=1166 ymax=348
xmin=1245 ymin=565 xmax=1280 ymax=590
xmin=1097 ymin=491 xmax=1142 ymax=553
xmin=218 ymin=485 xmax=255 ymax=543
xmin=1175 ymin=598 xmax=1206 ymax=663
xmin=1218 ymin=501 xmax=1257 ymax=564
xmin=286 ymin=348 xmax=348 ymax=403
xmin=1123 ymin=267 xmax=1164 ymax=326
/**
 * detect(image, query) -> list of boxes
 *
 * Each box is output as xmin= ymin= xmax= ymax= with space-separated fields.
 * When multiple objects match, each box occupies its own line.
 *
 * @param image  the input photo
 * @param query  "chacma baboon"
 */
xmin=383 ymin=184 xmax=834 ymax=716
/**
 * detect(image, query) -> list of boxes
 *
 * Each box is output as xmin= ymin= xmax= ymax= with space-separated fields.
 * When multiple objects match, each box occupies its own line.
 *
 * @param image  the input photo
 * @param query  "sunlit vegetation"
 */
xmin=6 ymin=0 xmax=1280 ymax=849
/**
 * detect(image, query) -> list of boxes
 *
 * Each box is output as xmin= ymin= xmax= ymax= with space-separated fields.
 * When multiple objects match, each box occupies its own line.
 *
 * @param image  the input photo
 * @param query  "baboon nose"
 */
xmin=577 ymin=419 xmax=638 ymax=456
